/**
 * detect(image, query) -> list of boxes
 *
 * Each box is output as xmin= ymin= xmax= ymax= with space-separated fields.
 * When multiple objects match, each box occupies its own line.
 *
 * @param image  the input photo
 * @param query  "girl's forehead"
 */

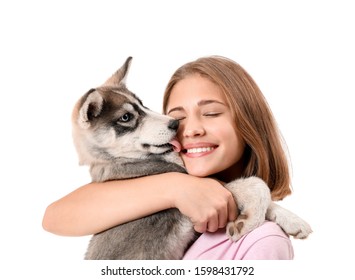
xmin=167 ymin=75 xmax=227 ymax=107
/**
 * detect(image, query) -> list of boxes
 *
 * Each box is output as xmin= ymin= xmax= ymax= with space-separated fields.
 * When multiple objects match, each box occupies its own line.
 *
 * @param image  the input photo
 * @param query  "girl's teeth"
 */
xmin=186 ymin=147 xmax=214 ymax=154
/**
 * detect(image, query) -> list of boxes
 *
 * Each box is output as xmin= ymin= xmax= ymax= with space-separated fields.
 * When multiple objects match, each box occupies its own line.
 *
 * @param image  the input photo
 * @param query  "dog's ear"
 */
xmin=103 ymin=56 xmax=133 ymax=87
xmin=78 ymin=89 xmax=104 ymax=129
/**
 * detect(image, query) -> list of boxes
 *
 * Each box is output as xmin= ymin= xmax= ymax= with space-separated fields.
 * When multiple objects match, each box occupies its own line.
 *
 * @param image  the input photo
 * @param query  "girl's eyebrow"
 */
xmin=167 ymin=99 xmax=226 ymax=114
xmin=198 ymin=99 xmax=226 ymax=107
xmin=167 ymin=106 xmax=184 ymax=114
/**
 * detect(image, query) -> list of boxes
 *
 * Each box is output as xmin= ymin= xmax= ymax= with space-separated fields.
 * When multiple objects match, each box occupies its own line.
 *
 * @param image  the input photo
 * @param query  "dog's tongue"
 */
xmin=169 ymin=139 xmax=182 ymax=153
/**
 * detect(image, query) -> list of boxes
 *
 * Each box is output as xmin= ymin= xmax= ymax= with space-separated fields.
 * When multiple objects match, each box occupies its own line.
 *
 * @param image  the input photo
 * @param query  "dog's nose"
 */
xmin=168 ymin=119 xmax=179 ymax=131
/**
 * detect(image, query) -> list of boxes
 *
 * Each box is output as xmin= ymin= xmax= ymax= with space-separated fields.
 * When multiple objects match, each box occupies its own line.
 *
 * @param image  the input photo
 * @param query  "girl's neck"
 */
xmin=213 ymin=160 xmax=244 ymax=183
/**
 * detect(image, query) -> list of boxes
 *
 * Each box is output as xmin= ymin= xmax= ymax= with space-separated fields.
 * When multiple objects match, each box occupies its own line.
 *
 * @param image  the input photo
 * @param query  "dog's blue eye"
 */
xmin=119 ymin=113 xmax=132 ymax=122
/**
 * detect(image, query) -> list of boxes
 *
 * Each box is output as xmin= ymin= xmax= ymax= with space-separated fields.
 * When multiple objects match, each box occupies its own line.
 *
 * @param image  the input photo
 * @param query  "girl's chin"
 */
xmin=185 ymin=167 xmax=219 ymax=178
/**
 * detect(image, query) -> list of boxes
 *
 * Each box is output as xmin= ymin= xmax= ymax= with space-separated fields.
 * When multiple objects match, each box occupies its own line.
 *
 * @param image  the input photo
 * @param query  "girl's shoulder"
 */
xmin=244 ymin=220 xmax=289 ymax=240
xmin=239 ymin=221 xmax=294 ymax=259
xmin=183 ymin=221 xmax=294 ymax=260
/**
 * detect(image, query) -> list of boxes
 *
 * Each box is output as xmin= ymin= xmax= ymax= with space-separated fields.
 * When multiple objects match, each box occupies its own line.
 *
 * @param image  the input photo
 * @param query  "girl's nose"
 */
xmin=182 ymin=118 xmax=205 ymax=138
xmin=184 ymin=128 xmax=205 ymax=137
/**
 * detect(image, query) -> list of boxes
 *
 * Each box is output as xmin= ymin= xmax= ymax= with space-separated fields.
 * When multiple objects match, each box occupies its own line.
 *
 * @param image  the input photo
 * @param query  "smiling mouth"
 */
xmin=181 ymin=146 xmax=218 ymax=155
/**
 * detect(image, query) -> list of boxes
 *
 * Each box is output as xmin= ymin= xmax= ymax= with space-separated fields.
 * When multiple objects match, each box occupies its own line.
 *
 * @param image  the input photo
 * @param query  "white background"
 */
xmin=1 ymin=0 xmax=354 ymax=279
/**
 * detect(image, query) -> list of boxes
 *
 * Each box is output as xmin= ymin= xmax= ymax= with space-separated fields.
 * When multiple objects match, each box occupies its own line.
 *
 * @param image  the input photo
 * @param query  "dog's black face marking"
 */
xmin=110 ymin=105 xmax=142 ymax=136
xmin=89 ymin=87 xmax=145 ymax=137
xmin=131 ymin=103 xmax=146 ymax=117
xmin=112 ymin=121 xmax=140 ymax=136
xmin=106 ymin=101 xmax=147 ymax=137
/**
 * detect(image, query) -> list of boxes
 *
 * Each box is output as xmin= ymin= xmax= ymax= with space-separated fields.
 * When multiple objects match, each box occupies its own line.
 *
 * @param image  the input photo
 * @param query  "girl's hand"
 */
xmin=170 ymin=174 xmax=238 ymax=233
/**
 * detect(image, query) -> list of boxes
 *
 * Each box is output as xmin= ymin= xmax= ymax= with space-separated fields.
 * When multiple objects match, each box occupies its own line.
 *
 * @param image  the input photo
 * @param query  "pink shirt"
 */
xmin=183 ymin=221 xmax=294 ymax=260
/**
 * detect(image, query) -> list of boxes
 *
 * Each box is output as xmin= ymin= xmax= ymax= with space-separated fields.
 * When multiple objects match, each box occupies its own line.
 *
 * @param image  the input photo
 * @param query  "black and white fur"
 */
xmin=71 ymin=57 xmax=312 ymax=260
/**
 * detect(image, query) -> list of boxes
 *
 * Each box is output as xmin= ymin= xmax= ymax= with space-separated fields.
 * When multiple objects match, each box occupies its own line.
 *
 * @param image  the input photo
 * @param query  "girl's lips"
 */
xmin=181 ymin=144 xmax=218 ymax=157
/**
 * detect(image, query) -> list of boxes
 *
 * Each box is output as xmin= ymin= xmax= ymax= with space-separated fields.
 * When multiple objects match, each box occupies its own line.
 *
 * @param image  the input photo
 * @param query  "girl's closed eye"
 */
xmin=203 ymin=112 xmax=222 ymax=117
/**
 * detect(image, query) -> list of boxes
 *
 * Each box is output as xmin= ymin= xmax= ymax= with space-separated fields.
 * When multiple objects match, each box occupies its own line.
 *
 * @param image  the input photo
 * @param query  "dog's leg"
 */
xmin=225 ymin=177 xmax=271 ymax=241
xmin=266 ymin=202 xmax=312 ymax=239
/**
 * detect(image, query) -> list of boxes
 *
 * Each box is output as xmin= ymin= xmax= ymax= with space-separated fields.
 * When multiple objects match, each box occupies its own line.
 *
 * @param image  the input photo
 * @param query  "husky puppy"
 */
xmin=72 ymin=57 xmax=312 ymax=260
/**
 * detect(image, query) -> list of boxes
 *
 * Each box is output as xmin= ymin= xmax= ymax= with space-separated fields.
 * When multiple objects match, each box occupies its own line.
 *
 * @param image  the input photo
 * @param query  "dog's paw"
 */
xmin=266 ymin=202 xmax=313 ymax=239
xmin=225 ymin=176 xmax=271 ymax=242
xmin=226 ymin=214 xmax=249 ymax=242
xmin=290 ymin=218 xmax=313 ymax=239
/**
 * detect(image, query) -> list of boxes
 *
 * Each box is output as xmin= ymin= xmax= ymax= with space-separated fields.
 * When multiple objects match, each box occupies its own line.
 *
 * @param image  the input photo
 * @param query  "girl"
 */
xmin=43 ymin=56 xmax=294 ymax=259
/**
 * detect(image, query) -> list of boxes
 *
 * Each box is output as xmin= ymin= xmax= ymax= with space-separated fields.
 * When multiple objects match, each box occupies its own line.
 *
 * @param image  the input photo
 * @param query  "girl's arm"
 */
xmin=42 ymin=172 xmax=237 ymax=236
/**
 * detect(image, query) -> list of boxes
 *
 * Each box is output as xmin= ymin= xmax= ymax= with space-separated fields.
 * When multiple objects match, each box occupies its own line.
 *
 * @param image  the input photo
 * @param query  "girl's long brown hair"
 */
xmin=163 ymin=56 xmax=291 ymax=201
